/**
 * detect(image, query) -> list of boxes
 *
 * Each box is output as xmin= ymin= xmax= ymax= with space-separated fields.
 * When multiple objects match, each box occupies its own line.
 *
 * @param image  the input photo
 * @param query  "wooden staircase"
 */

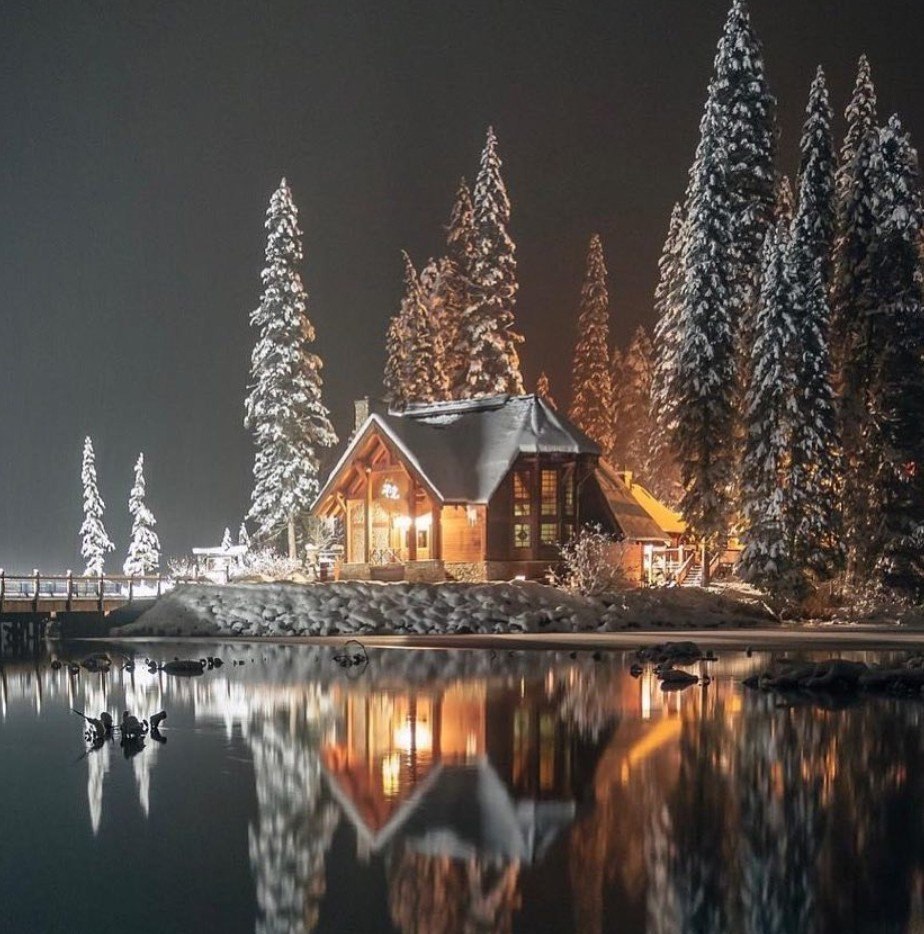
xmin=682 ymin=563 xmax=704 ymax=587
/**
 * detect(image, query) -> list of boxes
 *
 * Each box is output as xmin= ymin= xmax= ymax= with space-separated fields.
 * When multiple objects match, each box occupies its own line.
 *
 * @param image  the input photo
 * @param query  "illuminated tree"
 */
xmin=535 ymin=370 xmax=556 ymax=408
xmin=463 ymin=127 xmax=524 ymax=396
xmin=245 ymin=178 xmax=337 ymax=559
xmin=123 ymin=453 xmax=160 ymax=576
xmin=443 ymin=178 xmax=477 ymax=397
xmin=674 ymin=97 xmax=737 ymax=576
xmin=621 ymin=326 xmax=657 ymax=481
xmin=570 ymin=234 xmax=614 ymax=452
xmin=238 ymin=522 xmax=251 ymax=553
xmin=383 ymin=252 xmax=449 ymax=405
xmin=79 ymin=436 xmax=114 ymax=576
xmin=221 ymin=526 xmax=233 ymax=552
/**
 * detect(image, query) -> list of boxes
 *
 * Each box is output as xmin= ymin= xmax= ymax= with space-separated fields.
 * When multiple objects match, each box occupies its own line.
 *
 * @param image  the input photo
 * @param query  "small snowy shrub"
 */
xmin=167 ymin=555 xmax=197 ymax=581
xmin=548 ymin=524 xmax=630 ymax=597
xmin=233 ymin=547 xmax=302 ymax=581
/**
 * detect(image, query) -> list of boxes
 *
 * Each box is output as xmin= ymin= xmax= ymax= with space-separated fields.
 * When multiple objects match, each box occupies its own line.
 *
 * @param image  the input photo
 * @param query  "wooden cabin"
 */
xmin=312 ymin=394 xmax=675 ymax=583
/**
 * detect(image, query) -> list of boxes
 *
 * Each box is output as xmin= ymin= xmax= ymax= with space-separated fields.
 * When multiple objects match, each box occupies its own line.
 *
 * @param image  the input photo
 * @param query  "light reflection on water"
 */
xmin=0 ymin=642 xmax=922 ymax=933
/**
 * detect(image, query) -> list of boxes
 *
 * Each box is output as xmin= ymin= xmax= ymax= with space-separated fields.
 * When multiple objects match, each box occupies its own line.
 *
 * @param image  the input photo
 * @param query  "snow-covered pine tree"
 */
xmin=463 ymin=127 xmax=524 ymax=397
xmin=238 ymin=522 xmax=252 ymax=553
xmin=79 ymin=436 xmax=114 ymax=576
xmin=775 ymin=175 xmax=795 ymax=223
xmin=673 ymin=99 xmax=737 ymax=579
xmin=418 ymin=256 xmax=454 ymax=401
xmin=650 ymin=203 xmax=687 ymax=504
xmin=569 ymin=234 xmax=614 ymax=453
xmin=786 ymin=67 xmax=841 ymax=578
xmin=609 ymin=344 xmax=628 ymax=467
xmin=710 ymin=0 xmax=778 ymax=338
xmin=383 ymin=252 xmax=448 ymax=406
xmin=442 ymin=179 xmax=478 ymax=396
xmin=831 ymin=66 xmax=880 ymax=581
xmin=245 ymin=179 xmax=338 ymax=559
xmin=221 ymin=527 xmax=233 ymax=552
xmin=739 ymin=224 xmax=796 ymax=589
xmin=621 ymin=326 xmax=657 ymax=483
xmin=865 ymin=117 xmax=924 ymax=596
xmin=123 ymin=453 xmax=160 ymax=576
xmin=535 ymin=371 xmax=556 ymax=408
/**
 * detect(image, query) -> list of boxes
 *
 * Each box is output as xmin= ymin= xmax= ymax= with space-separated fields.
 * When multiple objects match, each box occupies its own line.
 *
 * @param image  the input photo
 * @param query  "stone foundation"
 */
xmin=404 ymin=561 xmax=447 ymax=583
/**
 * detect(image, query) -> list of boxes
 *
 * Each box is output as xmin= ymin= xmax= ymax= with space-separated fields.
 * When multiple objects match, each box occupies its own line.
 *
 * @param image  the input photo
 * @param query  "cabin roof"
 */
xmin=595 ymin=461 xmax=672 ymax=542
xmin=314 ymin=394 xmax=600 ymax=508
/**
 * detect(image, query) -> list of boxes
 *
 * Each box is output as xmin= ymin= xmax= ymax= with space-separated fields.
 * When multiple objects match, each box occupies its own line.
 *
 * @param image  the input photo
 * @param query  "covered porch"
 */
xmin=313 ymin=425 xmax=445 ymax=579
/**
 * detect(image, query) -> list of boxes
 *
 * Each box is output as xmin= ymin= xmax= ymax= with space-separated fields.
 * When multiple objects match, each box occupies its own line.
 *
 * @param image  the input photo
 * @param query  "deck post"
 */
xmin=407 ymin=477 xmax=418 ymax=563
xmin=128 ymin=577 xmax=134 ymax=603
xmin=156 ymin=577 xmax=162 ymax=597
xmin=66 ymin=570 xmax=73 ymax=612
xmin=98 ymin=573 xmax=105 ymax=613
xmin=364 ymin=466 xmax=373 ymax=564
xmin=0 ymin=568 xmax=5 ymax=614
xmin=32 ymin=569 xmax=40 ymax=613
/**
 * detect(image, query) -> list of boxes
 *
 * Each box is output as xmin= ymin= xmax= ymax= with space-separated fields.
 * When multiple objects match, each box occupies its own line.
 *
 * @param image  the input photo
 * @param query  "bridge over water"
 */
xmin=0 ymin=571 xmax=170 ymax=652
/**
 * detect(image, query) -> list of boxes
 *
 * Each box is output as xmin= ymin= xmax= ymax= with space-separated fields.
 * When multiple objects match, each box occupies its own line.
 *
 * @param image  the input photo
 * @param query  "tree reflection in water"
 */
xmin=2 ymin=645 xmax=923 ymax=932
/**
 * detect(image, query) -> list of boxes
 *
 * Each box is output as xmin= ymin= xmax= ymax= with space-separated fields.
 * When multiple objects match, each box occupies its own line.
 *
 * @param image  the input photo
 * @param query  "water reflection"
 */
xmin=0 ymin=644 xmax=922 ymax=933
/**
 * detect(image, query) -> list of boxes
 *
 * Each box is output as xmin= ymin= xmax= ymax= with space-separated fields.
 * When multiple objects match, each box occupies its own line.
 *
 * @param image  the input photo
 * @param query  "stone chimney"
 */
xmin=354 ymin=397 xmax=370 ymax=433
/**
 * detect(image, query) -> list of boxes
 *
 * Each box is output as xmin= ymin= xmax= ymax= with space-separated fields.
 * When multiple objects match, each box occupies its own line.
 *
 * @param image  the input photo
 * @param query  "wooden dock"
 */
xmin=0 ymin=571 xmax=169 ymax=653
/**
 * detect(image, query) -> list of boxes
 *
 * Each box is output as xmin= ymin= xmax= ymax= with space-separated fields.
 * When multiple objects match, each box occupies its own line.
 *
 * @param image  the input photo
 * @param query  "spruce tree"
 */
xmin=123 ymin=453 xmax=160 ymax=576
xmin=673 ymin=100 xmax=737 ymax=577
xmin=710 ymin=0 xmax=778 ymax=336
xmin=831 ymin=68 xmax=880 ymax=581
xmin=245 ymin=179 xmax=338 ymax=559
xmin=383 ymin=252 xmax=448 ymax=406
xmin=786 ymin=67 xmax=841 ymax=577
xmin=739 ymin=224 xmax=796 ymax=588
xmin=650 ymin=203 xmax=686 ymax=503
xmin=535 ymin=371 xmax=556 ymax=408
xmin=569 ymin=234 xmax=614 ymax=453
xmin=775 ymin=175 xmax=795 ymax=223
xmin=221 ymin=527 xmax=233 ymax=552
xmin=443 ymin=179 xmax=477 ymax=396
xmin=79 ymin=436 xmax=114 ymax=576
xmin=418 ymin=256 xmax=454 ymax=401
xmin=464 ymin=127 xmax=524 ymax=396
xmin=238 ymin=522 xmax=252 ymax=553
xmin=865 ymin=117 xmax=924 ymax=596
xmin=609 ymin=344 xmax=627 ymax=466
xmin=622 ymin=326 xmax=657 ymax=483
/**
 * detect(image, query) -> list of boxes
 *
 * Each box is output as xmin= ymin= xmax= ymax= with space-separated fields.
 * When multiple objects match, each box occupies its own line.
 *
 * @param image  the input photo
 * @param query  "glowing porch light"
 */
xmin=393 ymin=719 xmax=432 ymax=753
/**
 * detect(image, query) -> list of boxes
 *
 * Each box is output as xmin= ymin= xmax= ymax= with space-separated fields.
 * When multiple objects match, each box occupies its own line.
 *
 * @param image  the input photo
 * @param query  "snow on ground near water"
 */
xmin=114 ymin=580 xmax=774 ymax=638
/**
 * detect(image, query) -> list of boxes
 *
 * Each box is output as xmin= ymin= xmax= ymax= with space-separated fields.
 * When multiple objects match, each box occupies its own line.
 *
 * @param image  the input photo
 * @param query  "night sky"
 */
xmin=1 ymin=0 xmax=922 ymax=570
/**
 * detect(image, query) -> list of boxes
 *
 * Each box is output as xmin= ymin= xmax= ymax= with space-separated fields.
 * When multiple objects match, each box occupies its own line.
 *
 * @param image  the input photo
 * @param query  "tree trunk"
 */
xmin=287 ymin=520 xmax=297 ymax=561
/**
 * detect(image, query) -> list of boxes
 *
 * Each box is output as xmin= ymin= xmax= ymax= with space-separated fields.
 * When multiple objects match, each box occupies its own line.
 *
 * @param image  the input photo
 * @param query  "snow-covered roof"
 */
xmin=595 ymin=461 xmax=672 ymax=542
xmin=314 ymin=394 xmax=600 ymax=508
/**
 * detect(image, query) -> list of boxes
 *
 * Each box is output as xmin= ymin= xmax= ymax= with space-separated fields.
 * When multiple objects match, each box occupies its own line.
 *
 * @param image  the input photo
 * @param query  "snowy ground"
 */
xmin=112 ymin=580 xmax=775 ymax=639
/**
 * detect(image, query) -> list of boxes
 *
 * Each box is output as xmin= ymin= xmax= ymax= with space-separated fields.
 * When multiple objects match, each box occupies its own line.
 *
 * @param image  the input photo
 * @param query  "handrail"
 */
xmin=0 ymin=568 xmax=170 ymax=613
xmin=675 ymin=552 xmax=697 ymax=586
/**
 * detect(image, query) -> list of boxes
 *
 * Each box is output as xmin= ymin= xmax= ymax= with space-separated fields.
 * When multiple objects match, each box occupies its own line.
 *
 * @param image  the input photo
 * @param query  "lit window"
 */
xmin=513 ymin=470 xmax=531 ymax=516
xmin=563 ymin=478 xmax=575 ymax=516
xmin=381 ymin=480 xmax=400 ymax=500
xmin=562 ymin=522 xmax=574 ymax=542
xmin=540 ymin=523 xmax=557 ymax=545
xmin=417 ymin=529 xmax=428 ymax=549
xmin=540 ymin=470 xmax=558 ymax=515
xmin=514 ymin=523 xmax=531 ymax=548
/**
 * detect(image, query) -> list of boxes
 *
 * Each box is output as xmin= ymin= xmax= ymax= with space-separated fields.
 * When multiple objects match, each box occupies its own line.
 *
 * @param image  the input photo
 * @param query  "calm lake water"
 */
xmin=1 ymin=640 xmax=922 ymax=934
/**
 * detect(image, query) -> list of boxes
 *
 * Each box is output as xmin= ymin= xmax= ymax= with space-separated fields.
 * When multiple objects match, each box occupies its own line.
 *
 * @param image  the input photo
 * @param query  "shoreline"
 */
xmin=78 ymin=625 xmax=924 ymax=652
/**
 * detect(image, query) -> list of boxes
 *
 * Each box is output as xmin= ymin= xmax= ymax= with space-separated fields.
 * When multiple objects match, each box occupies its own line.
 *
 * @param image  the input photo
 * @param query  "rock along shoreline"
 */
xmin=110 ymin=580 xmax=776 ymax=639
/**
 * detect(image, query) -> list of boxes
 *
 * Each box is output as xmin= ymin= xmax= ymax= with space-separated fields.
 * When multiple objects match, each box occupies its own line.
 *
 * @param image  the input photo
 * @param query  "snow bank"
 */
xmin=112 ymin=581 xmax=774 ymax=638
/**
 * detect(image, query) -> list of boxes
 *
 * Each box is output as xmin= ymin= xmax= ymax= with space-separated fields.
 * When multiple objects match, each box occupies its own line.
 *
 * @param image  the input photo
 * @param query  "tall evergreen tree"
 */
xmin=570 ymin=234 xmax=614 ymax=452
xmin=245 ymin=179 xmax=338 ymax=559
xmin=650 ymin=204 xmax=686 ymax=503
xmin=535 ymin=371 xmax=556 ymax=408
xmin=710 ymin=0 xmax=778 ymax=336
xmin=442 ymin=178 xmax=477 ymax=396
xmin=865 ymin=117 xmax=924 ymax=596
xmin=621 ymin=326 xmax=657 ymax=482
xmin=609 ymin=344 xmax=628 ymax=466
xmin=786 ymin=67 xmax=841 ymax=577
xmin=123 ymin=453 xmax=160 ymax=576
xmin=739 ymin=224 xmax=796 ymax=588
xmin=79 ymin=436 xmax=114 ymax=576
xmin=383 ymin=252 xmax=449 ymax=406
xmin=775 ymin=175 xmax=795 ymax=223
xmin=463 ymin=127 xmax=524 ymax=396
xmin=221 ymin=527 xmax=233 ymax=552
xmin=673 ymin=99 xmax=737 ymax=577
xmin=831 ymin=69 xmax=880 ymax=581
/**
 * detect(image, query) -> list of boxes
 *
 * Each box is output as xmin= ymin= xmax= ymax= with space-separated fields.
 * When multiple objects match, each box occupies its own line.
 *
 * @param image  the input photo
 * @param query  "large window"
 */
xmin=513 ymin=470 xmax=531 ymax=516
xmin=514 ymin=523 xmax=531 ymax=549
xmin=540 ymin=470 xmax=558 ymax=514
